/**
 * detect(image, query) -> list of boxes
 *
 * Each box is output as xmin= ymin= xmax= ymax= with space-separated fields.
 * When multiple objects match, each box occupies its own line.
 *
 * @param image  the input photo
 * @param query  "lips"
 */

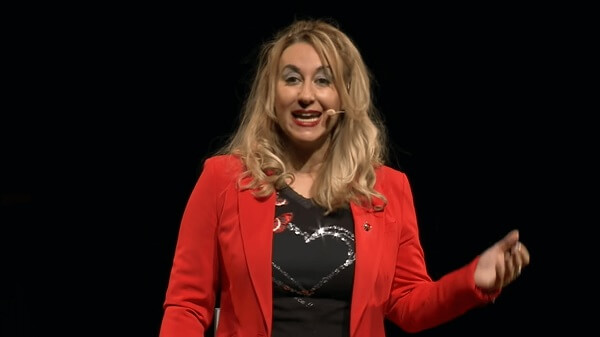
xmin=291 ymin=110 xmax=322 ymax=127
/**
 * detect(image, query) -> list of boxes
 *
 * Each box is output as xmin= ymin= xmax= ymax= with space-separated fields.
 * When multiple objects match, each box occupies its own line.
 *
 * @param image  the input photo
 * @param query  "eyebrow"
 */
xmin=281 ymin=64 xmax=332 ymax=75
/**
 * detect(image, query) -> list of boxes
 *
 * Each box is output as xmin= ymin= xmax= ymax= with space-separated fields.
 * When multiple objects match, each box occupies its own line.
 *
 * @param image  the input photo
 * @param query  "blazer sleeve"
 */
xmin=159 ymin=156 xmax=233 ymax=337
xmin=382 ymin=168 xmax=498 ymax=333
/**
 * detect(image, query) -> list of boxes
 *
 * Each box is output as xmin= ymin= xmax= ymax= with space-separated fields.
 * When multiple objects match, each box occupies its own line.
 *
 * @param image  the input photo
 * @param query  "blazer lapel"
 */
xmin=238 ymin=188 xmax=275 ymax=333
xmin=349 ymin=202 xmax=386 ymax=336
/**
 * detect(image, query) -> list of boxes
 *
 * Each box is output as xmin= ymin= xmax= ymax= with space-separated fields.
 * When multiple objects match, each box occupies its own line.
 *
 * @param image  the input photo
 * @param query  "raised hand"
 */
xmin=474 ymin=229 xmax=531 ymax=292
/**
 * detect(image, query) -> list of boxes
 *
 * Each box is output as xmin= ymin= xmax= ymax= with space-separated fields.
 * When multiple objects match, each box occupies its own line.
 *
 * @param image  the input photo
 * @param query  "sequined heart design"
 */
xmin=272 ymin=223 xmax=355 ymax=297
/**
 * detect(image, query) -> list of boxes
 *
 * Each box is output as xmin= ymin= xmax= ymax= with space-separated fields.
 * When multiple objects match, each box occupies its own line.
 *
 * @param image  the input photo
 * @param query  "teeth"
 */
xmin=294 ymin=116 xmax=319 ymax=122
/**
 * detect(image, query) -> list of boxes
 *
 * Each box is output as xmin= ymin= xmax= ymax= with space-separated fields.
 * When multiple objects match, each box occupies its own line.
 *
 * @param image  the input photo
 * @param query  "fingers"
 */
xmin=494 ymin=252 xmax=507 ymax=289
xmin=501 ymin=251 xmax=513 ymax=285
xmin=518 ymin=241 xmax=531 ymax=266
xmin=502 ymin=241 xmax=530 ymax=286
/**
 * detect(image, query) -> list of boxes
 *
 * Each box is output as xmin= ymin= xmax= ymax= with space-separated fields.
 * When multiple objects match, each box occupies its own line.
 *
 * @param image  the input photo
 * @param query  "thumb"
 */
xmin=497 ymin=229 xmax=519 ymax=251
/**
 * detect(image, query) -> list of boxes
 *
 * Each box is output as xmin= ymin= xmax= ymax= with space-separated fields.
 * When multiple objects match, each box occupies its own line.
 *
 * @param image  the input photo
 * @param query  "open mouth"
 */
xmin=292 ymin=111 xmax=322 ymax=124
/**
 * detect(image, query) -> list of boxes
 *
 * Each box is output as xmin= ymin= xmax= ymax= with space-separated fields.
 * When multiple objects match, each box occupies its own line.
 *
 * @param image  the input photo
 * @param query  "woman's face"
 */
xmin=274 ymin=42 xmax=342 ymax=147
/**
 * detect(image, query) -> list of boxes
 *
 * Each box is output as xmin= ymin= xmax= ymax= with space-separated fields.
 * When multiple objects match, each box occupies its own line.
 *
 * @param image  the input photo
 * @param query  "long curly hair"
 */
xmin=216 ymin=18 xmax=389 ymax=212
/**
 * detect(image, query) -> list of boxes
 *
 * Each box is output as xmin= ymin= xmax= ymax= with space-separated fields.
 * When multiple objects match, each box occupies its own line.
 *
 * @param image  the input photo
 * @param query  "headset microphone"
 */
xmin=326 ymin=109 xmax=346 ymax=115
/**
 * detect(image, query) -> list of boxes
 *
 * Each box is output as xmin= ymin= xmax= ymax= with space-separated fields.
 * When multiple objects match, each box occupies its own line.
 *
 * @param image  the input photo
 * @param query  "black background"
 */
xmin=2 ymin=5 xmax=590 ymax=337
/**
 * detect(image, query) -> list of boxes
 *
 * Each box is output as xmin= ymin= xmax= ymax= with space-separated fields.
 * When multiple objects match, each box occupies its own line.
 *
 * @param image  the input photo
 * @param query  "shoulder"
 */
xmin=203 ymin=154 xmax=244 ymax=170
xmin=375 ymin=164 xmax=408 ymax=181
xmin=200 ymin=154 xmax=244 ymax=184
xmin=374 ymin=164 xmax=411 ymax=192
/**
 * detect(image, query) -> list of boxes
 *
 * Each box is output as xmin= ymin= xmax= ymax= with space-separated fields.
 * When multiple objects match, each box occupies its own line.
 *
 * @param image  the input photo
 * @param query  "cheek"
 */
xmin=274 ymin=107 xmax=286 ymax=125
xmin=275 ymin=84 xmax=296 ymax=108
xmin=274 ymin=88 xmax=287 ymax=122
xmin=315 ymin=89 xmax=340 ymax=107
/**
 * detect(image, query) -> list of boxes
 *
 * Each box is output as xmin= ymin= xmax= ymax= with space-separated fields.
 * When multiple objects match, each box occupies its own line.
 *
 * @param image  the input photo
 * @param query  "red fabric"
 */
xmin=159 ymin=155 xmax=498 ymax=337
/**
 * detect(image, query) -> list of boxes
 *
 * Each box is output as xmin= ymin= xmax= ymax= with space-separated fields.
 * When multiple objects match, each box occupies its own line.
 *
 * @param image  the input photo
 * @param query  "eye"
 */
xmin=284 ymin=75 xmax=301 ymax=85
xmin=315 ymin=77 xmax=332 ymax=86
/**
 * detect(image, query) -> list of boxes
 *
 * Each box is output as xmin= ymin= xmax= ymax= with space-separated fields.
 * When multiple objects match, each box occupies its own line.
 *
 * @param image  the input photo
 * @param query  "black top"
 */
xmin=272 ymin=186 xmax=355 ymax=337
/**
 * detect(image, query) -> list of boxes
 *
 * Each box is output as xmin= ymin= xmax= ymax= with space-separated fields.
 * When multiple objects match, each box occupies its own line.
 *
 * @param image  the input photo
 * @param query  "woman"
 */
xmin=159 ymin=18 xmax=530 ymax=337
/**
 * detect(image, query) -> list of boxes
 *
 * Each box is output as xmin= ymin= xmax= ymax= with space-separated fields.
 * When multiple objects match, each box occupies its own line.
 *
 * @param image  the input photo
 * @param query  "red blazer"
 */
xmin=160 ymin=155 xmax=497 ymax=337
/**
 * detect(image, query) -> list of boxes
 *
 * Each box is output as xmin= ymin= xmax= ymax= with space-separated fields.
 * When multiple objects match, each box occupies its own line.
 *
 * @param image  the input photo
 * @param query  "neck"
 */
xmin=286 ymin=138 xmax=329 ymax=175
xmin=288 ymin=150 xmax=327 ymax=175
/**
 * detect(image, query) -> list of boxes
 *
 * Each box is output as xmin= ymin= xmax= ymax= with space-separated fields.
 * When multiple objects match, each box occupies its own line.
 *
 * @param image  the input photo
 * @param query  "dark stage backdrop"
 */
xmin=3 ymin=7 xmax=582 ymax=337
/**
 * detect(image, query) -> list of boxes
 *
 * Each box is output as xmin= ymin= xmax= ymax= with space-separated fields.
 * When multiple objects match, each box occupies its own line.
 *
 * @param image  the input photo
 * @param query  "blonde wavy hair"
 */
xmin=216 ymin=18 xmax=389 ymax=212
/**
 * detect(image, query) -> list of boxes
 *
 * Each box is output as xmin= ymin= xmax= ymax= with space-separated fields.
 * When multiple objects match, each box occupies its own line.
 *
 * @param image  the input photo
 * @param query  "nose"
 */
xmin=298 ymin=83 xmax=315 ymax=107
